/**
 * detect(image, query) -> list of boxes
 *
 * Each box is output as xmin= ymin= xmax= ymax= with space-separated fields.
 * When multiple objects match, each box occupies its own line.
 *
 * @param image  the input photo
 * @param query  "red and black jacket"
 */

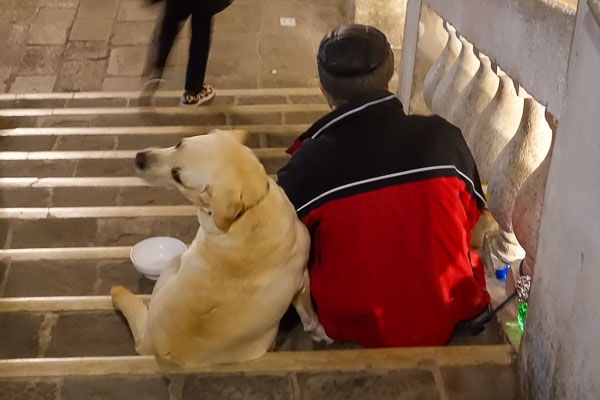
xmin=277 ymin=90 xmax=490 ymax=348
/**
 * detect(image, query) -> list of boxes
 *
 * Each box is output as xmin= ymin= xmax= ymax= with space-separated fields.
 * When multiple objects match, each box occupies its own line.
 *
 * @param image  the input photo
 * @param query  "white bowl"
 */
xmin=130 ymin=236 xmax=187 ymax=281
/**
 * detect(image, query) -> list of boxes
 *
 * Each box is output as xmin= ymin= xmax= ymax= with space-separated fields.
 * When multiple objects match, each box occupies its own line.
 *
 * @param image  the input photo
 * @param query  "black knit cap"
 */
xmin=317 ymin=24 xmax=392 ymax=77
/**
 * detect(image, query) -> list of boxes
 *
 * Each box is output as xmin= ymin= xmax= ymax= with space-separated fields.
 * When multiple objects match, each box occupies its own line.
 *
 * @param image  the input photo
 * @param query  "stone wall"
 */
xmin=352 ymin=0 xmax=407 ymax=49
xmin=519 ymin=2 xmax=600 ymax=399
xmin=349 ymin=0 xmax=407 ymax=92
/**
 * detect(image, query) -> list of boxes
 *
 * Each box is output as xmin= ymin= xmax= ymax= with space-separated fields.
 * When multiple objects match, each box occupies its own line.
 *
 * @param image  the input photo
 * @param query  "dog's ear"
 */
xmin=218 ymin=129 xmax=248 ymax=144
xmin=209 ymin=185 xmax=244 ymax=232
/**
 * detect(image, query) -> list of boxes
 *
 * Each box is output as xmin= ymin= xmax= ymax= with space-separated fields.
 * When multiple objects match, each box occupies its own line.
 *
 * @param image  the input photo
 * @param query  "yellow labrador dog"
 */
xmin=111 ymin=129 xmax=331 ymax=368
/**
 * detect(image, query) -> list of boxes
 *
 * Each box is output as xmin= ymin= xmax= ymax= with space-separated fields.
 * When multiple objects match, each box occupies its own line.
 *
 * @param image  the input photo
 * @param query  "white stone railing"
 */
xmin=398 ymin=2 xmax=600 ymax=397
xmin=399 ymin=0 xmax=576 ymax=117
xmin=398 ymin=0 xmax=576 ymax=326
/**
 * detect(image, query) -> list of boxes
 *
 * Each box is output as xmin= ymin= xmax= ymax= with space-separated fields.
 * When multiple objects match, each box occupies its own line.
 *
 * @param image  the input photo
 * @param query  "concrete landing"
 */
xmin=0 ymin=346 xmax=517 ymax=400
xmin=0 ymin=0 xmax=348 ymax=93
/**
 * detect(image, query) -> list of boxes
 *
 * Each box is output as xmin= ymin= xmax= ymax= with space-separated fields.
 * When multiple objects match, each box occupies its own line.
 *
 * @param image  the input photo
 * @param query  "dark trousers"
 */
xmin=145 ymin=0 xmax=232 ymax=93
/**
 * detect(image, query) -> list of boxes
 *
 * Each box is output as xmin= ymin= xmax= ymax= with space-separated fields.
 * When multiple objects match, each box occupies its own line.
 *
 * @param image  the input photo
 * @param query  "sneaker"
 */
xmin=138 ymin=78 xmax=163 ymax=107
xmin=182 ymin=85 xmax=215 ymax=106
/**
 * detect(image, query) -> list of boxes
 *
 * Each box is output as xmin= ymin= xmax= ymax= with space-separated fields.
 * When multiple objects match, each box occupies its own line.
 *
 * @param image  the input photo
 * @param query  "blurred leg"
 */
xmin=143 ymin=0 xmax=190 ymax=81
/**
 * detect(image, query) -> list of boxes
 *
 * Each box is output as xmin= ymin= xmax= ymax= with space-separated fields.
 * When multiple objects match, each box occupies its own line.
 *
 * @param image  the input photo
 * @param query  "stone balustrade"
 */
xmin=399 ymin=1 xmax=562 ymax=331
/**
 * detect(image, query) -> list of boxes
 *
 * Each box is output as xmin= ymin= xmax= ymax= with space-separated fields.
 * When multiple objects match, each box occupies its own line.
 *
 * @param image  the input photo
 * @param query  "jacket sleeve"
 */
xmin=443 ymin=121 xmax=486 ymax=228
xmin=460 ymin=190 xmax=483 ymax=229
xmin=277 ymin=153 xmax=322 ymax=270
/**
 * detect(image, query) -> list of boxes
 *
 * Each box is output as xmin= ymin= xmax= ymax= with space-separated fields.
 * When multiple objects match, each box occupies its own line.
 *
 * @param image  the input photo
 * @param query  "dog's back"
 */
xmin=144 ymin=180 xmax=310 ymax=366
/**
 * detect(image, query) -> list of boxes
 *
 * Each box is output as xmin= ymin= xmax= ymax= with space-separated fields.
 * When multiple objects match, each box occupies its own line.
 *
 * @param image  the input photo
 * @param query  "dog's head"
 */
xmin=135 ymin=129 xmax=269 ymax=232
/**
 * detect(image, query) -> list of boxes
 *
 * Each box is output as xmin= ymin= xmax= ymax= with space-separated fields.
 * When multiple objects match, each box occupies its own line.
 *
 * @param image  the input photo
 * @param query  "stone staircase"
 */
xmin=0 ymin=88 xmax=516 ymax=399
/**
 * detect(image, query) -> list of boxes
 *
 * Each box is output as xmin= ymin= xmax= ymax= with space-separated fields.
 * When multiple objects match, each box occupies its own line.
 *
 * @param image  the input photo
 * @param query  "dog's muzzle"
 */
xmin=135 ymin=151 xmax=148 ymax=170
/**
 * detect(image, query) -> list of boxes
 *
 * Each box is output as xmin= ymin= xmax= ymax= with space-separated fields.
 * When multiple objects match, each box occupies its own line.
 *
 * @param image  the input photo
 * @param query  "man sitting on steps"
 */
xmin=277 ymin=24 xmax=490 ymax=348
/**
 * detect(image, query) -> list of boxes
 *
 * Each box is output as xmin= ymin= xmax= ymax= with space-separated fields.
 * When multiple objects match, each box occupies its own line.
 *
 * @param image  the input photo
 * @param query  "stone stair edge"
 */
xmin=0 ymin=124 xmax=310 ymax=136
xmin=0 ymin=246 xmax=132 ymax=261
xmin=0 ymin=295 xmax=150 ymax=313
xmin=0 ymin=345 xmax=515 ymax=379
xmin=0 ymin=103 xmax=330 ymax=117
xmin=0 ymin=177 xmax=147 ymax=188
xmin=0 ymin=88 xmax=323 ymax=102
xmin=0 ymin=205 xmax=198 ymax=219
xmin=0 ymin=175 xmax=277 ymax=188
xmin=0 ymin=148 xmax=287 ymax=160
xmin=0 ymin=292 xmax=154 ymax=312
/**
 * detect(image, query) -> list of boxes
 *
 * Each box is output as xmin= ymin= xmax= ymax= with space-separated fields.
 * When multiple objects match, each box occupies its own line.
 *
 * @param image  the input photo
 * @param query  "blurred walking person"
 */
xmin=140 ymin=0 xmax=234 ymax=106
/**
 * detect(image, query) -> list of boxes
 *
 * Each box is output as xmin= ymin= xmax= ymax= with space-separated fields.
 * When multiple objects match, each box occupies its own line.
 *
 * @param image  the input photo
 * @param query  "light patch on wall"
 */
xmin=279 ymin=17 xmax=296 ymax=27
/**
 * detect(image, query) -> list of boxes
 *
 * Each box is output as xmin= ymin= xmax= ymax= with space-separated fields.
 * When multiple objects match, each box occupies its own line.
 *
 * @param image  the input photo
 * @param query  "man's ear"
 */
xmin=209 ymin=185 xmax=244 ymax=232
xmin=319 ymin=82 xmax=327 ymax=98
xmin=218 ymin=129 xmax=248 ymax=144
xmin=319 ymin=83 xmax=337 ymax=110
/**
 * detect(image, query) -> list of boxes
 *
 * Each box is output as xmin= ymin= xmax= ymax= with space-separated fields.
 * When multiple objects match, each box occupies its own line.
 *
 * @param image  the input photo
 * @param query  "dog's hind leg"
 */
xmin=292 ymin=269 xmax=333 ymax=344
xmin=111 ymin=286 xmax=151 ymax=354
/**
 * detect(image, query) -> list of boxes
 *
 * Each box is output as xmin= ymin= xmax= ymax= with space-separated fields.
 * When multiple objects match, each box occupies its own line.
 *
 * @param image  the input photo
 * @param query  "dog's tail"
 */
xmin=111 ymin=286 xmax=150 ymax=354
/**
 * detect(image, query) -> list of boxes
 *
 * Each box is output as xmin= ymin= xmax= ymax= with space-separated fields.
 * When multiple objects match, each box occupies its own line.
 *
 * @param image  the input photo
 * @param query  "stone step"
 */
xmin=0 ymin=346 xmax=516 ymax=399
xmin=0 ymin=125 xmax=307 ymax=151
xmin=0 ymin=88 xmax=326 ymax=109
xmin=0 ymin=177 xmax=186 ymax=207
xmin=0 ymin=176 xmax=282 ymax=207
xmin=0 ymin=303 xmax=140 ymax=359
xmin=0 ymin=104 xmax=329 ymax=129
xmin=0 ymin=148 xmax=289 ymax=177
xmin=0 ymin=247 xmax=153 ymax=297
xmin=0 ymin=247 xmax=510 ymax=350
xmin=0 ymin=295 xmax=148 ymax=359
xmin=0 ymin=247 xmax=509 ymax=357
xmin=0 ymin=205 xmax=202 ymax=249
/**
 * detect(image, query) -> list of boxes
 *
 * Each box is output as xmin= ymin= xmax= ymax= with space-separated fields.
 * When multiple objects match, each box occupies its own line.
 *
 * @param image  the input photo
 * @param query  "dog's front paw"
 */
xmin=110 ymin=285 xmax=130 ymax=299
xmin=110 ymin=285 xmax=133 ymax=308
xmin=305 ymin=321 xmax=334 ymax=344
